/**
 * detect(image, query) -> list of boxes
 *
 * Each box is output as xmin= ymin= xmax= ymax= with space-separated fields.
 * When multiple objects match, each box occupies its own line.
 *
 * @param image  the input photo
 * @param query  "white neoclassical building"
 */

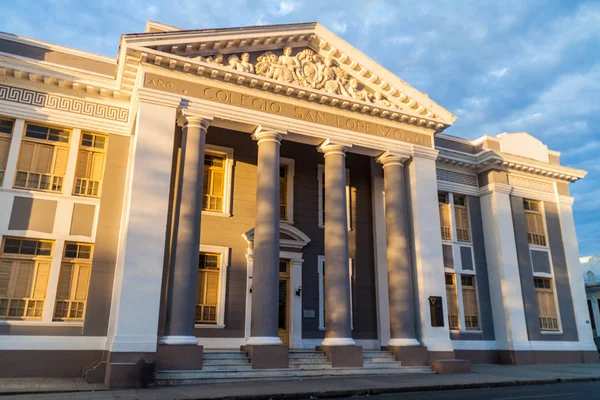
xmin=0 ymin=21 xmax=596 ymax=387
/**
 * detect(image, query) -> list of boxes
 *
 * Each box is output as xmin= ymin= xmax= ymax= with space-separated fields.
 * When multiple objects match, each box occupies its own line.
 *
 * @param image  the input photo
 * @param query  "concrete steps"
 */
xmin=156 ymin=350 xmax=433 ymax=385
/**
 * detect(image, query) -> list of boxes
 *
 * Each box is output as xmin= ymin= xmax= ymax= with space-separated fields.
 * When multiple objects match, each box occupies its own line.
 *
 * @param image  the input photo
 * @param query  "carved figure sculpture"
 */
xmin=193 ymin=48 xmax=403 ymax=109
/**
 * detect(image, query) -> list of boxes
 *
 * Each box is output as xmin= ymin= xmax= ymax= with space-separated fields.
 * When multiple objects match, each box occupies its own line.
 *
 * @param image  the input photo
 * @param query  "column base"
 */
xmin=319 ymin=345 xmax=363 ymax=368
xmin=156 ymin=344 xmax=203 ymax=371
xmin=388 ymin=345 xmax=429 ymax=366
xmin=104 ymin=352 xmax=156 ymax=389
xmin=246 ymin=345 xmax=289 ymax=369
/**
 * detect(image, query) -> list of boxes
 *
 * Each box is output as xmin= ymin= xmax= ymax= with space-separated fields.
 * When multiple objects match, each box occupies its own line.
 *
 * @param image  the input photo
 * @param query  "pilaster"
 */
xmin=406 ymin=153 xmax=454 ymax=357
xmin=556 ymin=196 xmax=598 ymax=356
xmin=479 ymin=183 xmax=531 ymax=353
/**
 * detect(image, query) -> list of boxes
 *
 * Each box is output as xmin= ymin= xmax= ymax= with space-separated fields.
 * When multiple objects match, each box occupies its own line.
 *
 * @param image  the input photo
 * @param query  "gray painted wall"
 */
xmin=450 ymin=196 xmax=495 ymax=341
xmin=510 ymin=196 xmax=578 ymax=341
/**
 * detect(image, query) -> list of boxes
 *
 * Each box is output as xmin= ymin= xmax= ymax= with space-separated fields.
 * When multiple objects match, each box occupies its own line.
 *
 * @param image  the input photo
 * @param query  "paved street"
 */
xmin=1 ymin=364 xmax=600 ymax=399
xmin=335 ymin=381 xmax=600 ymax=400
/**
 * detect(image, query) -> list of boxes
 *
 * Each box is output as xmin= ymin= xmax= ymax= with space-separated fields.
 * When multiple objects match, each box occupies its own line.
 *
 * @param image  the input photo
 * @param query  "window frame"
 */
xmin=317 ymin=164 xmax=352 ymax=230
xmin=201 ymin=145 xmax=234 ymax=217
xmin=13 ymin=122 xmax=71 ymax=194
xmin=53 ymin=242 xmax=94 ymax=322
xmin=72 ymin=132 xmax=108 ymax=198
xmin=194 ymin=244 xmax=229 ymax=329
xmin=317 ymin=255 xmax=354 ymax=331
xmin=0 ymin=236 xmax=54 ymax=320
xmin=279 ymin=157 xmax=295 ymax=224
xmin=523 ymin=199 xmax=548 ymax=248
xmin=529 ymin=247 xmax=562 ymax=334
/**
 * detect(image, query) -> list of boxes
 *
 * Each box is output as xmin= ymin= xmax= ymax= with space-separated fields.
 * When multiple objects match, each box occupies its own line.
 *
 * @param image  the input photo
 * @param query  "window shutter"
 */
xmin=17 ymin=142 xmax=36 ymax=171
xmin=34 ymin=144 xmax=53 ymax=173
xmin=52 ymin=147 xmax=69 ymax=176
xmin=32 ymin=262 xmax=50 ymax=299
xmin=56 ymin=263 xmax=73 ymax=300
xmin=205 ymin=272 xmax=219 ymax=305
xmin=0 ymin=260 xmax=14 ymax=297
xmin=439 ymin=204 xmax=451 ymax=227
xmin=197 ymin=271 xmax=206 ymax=304
xmin=0 ymin=137 xmax=11 ymax=170
xmin=462 ymin=286 xmax=478 ymax=316
xmin=74 ymin=264 xmax=91 ymax=301
xmin=211 ymin=170 xmax=224 ymax=196
xmin=13 ymin=260 xmax=34 ymax=298
xmin=75 ymin=150 xmax=90 ymax=178
xmin=90 ymin=153 xmax=105 ymax=181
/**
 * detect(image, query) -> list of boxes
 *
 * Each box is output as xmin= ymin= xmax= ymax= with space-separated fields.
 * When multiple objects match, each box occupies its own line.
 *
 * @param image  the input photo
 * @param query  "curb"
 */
xmin=189 ymin=376 xmax=600 ymax=400
xmin=1 ymin=376 xmax=600 ymax=398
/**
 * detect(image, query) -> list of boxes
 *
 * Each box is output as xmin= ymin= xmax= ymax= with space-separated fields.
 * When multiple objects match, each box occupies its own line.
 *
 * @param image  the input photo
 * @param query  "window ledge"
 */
xmin=529 ymin=244 xmax=549 ymax=251
xmin=202 ymin=211 xmax=231 ymax=218
xmin=194 ymin=323 xmax=225 ymax=329
xmin=541 ymin=330 xmax=563 ymax=335
xmin=0 ymin=320 xmax=83 ymax=327
xmin=451 ymin=329 xmax=483 ymax=334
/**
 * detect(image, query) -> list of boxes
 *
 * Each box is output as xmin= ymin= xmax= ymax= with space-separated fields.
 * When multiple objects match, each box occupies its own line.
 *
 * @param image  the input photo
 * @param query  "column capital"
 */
xmin=318 ymin=139 xmax=350 ymax=157
xmin=479 ymin=182 xmax=513 ymax=196
xmin=376 ymin=151 xmax=410 ymax=168
xmin=137 ymin=87 xmax=183 ymax=108
xmin=252 ymin=125 xmax=285 ymax=144
xmin=177 ymin=112 xmax=213 ymax=129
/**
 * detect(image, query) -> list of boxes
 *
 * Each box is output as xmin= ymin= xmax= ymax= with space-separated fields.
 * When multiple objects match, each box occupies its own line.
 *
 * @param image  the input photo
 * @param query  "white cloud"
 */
xmin=330 ymin=20 xmax=347 ymax=34
xmin=385 ymin=35 xmax=415 ymax=45
xmin=271 ymin=1 xmax=296 ymax=17
xmin=489 ymin=67 xmax=508 ymax=77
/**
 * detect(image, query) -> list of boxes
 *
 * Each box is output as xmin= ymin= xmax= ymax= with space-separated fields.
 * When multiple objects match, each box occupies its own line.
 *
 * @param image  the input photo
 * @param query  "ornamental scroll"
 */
xmin=191 ymin=46 xmax=421 ymax=113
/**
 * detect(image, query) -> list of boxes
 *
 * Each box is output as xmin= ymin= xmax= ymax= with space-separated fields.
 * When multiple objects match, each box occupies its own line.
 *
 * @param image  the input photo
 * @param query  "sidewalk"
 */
xmin=1 ymin=363 xmax=600 ymax=399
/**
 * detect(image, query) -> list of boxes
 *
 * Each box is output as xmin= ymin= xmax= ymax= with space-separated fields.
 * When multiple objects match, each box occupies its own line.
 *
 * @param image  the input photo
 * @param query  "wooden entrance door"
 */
xmin=278 ymin=259 xmax=290 ymax=346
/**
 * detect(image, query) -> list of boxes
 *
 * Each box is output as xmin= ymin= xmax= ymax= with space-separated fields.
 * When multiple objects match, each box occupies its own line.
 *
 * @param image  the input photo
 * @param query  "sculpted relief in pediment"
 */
xmin=190 ymin=46 xmax=408 ymax=111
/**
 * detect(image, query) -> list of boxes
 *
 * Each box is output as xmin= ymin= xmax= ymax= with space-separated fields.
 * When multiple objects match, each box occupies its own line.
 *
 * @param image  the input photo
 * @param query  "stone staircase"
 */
xmin=156 ymin=350 xmax=433 ymax=385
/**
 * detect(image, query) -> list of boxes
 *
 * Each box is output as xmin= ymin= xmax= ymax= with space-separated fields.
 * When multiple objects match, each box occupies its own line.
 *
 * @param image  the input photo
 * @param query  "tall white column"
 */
xmin=480 ymin=183 xmax=530 ymax=352
xmin=106 ymin=97 xmax=179 ymax=353
xmin=319 ymin=141 xmax=354 ymax=346
xmin=248 ymin=127 xmax=283 ymax=345
xmin=407 ymin=151 xmax=453 ymax=355
xmin=556 ymin=195 xmax=597 ymax=353
xmin=162 ymin=116 xmax=211 ymax=345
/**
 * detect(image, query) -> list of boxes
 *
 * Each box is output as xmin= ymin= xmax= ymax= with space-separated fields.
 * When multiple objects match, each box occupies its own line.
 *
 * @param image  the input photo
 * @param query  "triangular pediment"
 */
xmin=119 ymin=22 xmax=456 ymax=130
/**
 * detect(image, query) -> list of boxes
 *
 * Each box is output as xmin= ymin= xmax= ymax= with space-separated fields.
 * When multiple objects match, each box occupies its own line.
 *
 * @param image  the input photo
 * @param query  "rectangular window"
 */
xmin=318 ymin=165 xmax=351 ymax=229
xmin=73 ymin=132 xmax=107 ymax=197
xmin=0 ymin=118 xmax=14 ymax=185
xmin=196 ymin=252 xmax=220 ymax=324
xmin=534 ymin=277 xmax=559 ymax=331
xmin=454 ymin=195 xmax=471 ymax=242
xmin=438 ymin=192 xmax=452 ymax=240
xmin=318 ymin=256 xmax=354 ymax=330
xmin=0 ymin=237 xmax=53 ymax=319
xmin=14 ymin=123 xmax=70 ymax=193
xmin=280 ymin=165 xmax=287 ymax=219
xmin=461 ymin=275 xmax=480 ymax=330
xmin=445 ymin=273 xmax=460 ymax=329
xmin=53 ymin=243 xmax=93 ymax=321
xmin=202 ymin=154 xmax=225 ymax=212
xmin=524 ymin=199 xmax=547 ymax=246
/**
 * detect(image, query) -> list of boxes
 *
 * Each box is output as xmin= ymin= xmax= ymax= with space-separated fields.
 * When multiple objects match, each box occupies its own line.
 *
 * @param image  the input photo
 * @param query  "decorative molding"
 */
xmin=0 ymin=84 xmax=129 ymax=122
xmin=437 ymin=168 xmax=478 ymax=187
xmin=508 ymin=174 xmax=554 ymax=193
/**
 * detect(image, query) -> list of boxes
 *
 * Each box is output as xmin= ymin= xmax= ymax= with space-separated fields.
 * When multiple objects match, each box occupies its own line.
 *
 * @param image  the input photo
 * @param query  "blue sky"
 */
xmin=3 ymin=0 xmax=599 ymax=255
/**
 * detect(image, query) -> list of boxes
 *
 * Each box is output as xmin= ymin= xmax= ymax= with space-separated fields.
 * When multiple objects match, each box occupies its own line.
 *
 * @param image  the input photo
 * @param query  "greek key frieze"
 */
xmin=508 ymin=175 xmax=554 ymax=193
xmin=0 ymin=84 xmax=129 ymax=122
xmin=436 ymin=169 xmax=478 ymax=187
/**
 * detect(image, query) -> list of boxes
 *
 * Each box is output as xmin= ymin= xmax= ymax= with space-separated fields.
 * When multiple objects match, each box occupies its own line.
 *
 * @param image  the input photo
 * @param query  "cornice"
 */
xmin=128 ymin=46 xmax=445 ymax=132
xmin=412 ymin=146 xmax=439 ymax=161
xmin=135 ymin=87 xmax=182 ymax=108
xmin=479 ymin=183 xmax=512 ymax=196
xmin=0 ymin=56 xmax=124 ymax=100
xmin=557 ymin=195 xmax=575 ymax=207
xmin=436 ymin=147 xmax=585 ymax=182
